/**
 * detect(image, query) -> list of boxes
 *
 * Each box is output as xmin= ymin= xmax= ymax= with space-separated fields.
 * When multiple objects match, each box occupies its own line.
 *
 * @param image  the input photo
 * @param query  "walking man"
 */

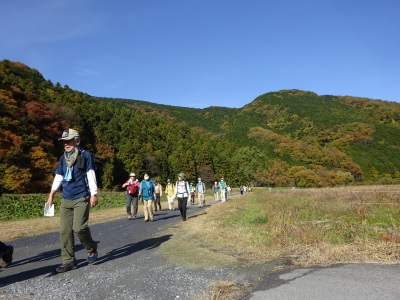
xmin=212 ymin=182 xmax=220 ymax=201
xmin=196 ymin=178 xmax=206 ymax=207
xmin=122 ymin=173 xmax=140 ymax=219
xmin=165 ymin=179 xmax=175 ymax=210
xmin=139 ymin=172 xmax=156 ymax=222
xmin=46 ymin=128 xmax=98 ymax=273
xmin=219 ymin=178 xmax=227 ymax=202
xmin=174 ymin=173 xmax=191 ymax=221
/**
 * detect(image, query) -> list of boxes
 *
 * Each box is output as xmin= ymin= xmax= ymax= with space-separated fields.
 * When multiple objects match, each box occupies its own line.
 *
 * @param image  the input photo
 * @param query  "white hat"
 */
xmin=129 ymin=173 xmax=136 ymax=177
xmin=59 ymin=128 xmax=79 ymax=140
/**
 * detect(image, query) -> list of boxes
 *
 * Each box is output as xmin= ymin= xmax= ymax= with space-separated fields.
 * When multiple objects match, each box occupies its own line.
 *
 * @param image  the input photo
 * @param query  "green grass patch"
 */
xmin=0 ymin=192 xmax=126 ymax=221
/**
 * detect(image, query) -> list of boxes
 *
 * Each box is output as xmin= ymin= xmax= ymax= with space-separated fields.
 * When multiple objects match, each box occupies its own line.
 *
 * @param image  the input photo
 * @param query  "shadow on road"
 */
xmin=0 ymin=245 xmax=80 ymax=287
xmin=93 ymin=234 xmax=173 ymax=265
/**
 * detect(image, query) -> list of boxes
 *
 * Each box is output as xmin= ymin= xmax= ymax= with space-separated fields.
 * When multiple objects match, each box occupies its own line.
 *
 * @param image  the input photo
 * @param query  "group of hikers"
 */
xmin=121 ymin=174 xmax=231 ymax=222
xmin=0 ymin=128 xmax=237 ymax=273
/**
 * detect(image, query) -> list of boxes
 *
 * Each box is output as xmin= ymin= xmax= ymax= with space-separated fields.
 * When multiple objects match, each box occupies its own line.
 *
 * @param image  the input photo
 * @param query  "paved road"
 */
xmin=0 ymin=197 xmax=254 ymax=300
xmin=245 ymin=263 xmax=400 ymax=300
xmin=1 ymin=195 xmax=400 ymax=300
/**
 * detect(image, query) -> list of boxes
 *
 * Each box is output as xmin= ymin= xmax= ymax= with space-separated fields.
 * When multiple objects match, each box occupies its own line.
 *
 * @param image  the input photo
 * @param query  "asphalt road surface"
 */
xmin=1 ymin=195 xmax=400 ymax=300
xmin=245 ymin=263 xmax=400 ymax=300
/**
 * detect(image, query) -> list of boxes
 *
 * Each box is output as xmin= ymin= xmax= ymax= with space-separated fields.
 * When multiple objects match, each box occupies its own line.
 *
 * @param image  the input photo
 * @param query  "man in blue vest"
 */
xmin=46 ymin=128 xmax=98 ymax=273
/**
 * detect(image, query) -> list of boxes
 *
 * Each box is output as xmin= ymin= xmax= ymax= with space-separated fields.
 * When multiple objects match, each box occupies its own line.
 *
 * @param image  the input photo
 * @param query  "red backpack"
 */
xmin=127 ymin=183 xmax=138 ymax=194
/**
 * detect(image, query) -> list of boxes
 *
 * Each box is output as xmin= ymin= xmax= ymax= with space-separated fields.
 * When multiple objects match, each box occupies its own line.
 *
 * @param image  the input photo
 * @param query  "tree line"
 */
xmin=2 ymin=60 xmax=400 ymax=193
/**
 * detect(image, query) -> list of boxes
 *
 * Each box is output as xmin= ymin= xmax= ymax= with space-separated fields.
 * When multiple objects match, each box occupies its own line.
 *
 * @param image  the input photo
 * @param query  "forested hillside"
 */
xmin=1 ymin=59 xmax=400 ymax=193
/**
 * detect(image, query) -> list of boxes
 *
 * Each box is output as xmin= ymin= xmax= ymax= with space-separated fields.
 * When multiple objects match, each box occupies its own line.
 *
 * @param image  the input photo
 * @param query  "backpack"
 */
xmin=176 ymin=180 xmax=189 ymax=195
xmin=127 ymin=182 xmax=138 ymax=194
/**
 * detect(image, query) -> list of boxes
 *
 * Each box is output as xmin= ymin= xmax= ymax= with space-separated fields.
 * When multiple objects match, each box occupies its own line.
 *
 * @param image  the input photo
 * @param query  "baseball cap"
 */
xmin=130 ymin=173 xmax=136 ymax=177
xmin=59 ymin=128 xmax=80 ymax=141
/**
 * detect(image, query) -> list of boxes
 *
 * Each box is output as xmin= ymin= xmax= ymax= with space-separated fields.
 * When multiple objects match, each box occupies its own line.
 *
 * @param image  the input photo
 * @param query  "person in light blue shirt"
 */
xmin=196 ymin=178 xmax=206 ymax=207
xmin=219 ymin=178 xmax=227 ymax=202
xmin=139 ymin=172 xmax=156 ymax=222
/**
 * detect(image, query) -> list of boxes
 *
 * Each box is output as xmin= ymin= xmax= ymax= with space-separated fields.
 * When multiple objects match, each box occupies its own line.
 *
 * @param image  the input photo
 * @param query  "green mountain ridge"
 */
xmin=1 ymin=59 xmax=400 ymax=193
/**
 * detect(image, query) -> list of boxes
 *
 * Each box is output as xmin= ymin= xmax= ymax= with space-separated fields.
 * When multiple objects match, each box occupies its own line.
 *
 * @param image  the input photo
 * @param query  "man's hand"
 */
xmin=46 ymin=190 xmax=56 ymax=206
xmin=46 ymin=196 xmax=53 ymax=207
xmin=90 ymin=195 xmax=98 ymax=207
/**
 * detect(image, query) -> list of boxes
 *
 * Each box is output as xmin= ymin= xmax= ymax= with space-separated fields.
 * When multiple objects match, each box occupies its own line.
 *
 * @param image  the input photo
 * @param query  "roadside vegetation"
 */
xmin=160 ymin=186 xmax=400 ymax=268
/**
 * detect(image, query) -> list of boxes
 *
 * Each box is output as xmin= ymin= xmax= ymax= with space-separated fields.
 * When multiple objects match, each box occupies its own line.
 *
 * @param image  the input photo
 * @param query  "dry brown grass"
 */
xmin=160 ymin=186 xmax=400 ymax=270
xmin=196 ymin=281 xmax=251 ymax=300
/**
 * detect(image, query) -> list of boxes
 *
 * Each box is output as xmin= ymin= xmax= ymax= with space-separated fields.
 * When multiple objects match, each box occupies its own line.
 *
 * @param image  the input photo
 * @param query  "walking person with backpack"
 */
xmin=196 ymin=177 xmax=206 ymax=207
xmin=138 ymin=172 xmax=156 ymax=222
xmin=189 ymin=183 xmax=196 ymax=205
xmin=165 ymin=179 xmax=175 ymax=210
xmin=219 ymin=178 xmax=227 ymax=202
xmin=122 ymin=173 xmax=140 ymax=219
xmin=46 ymin=128 xmax=98 ymax=273
xmin=212 ymin=182 xmax=220 ymax=201
xmin=173 ymin=173 xmax=191 ymax=221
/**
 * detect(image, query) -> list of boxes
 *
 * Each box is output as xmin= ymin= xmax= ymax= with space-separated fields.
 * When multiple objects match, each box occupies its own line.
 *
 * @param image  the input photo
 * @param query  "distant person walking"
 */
xmin=189 ymin=183 xmax=196 ymax=204
xmin=46 ymin=128 xmax=98 ymax=273
xmin=212 ymin=182 xmax=220 ymax=201
xmin=139 ymin=172 xmax=156 ymax=222
xmin=122 ymin=173 xmax=140 ymax=220
xmin=174 ymin=173 xmax=191 ymax=221
xmin=219 ymin=178 xmax=227 ymax=202
xmin=196 ymin=178 xmax=206 ymax=207
xmin=165 ymin=179 xmax=175 ymax=210
xmin=240 ymin=185 xmax=244 ymax=195
xmin=154 ymin=180 xmax=162 ymax=211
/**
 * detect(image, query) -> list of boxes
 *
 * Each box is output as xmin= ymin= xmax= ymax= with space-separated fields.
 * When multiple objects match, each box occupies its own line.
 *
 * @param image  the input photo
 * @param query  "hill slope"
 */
xmin=1 ymin=59 xmax=400 ymax=192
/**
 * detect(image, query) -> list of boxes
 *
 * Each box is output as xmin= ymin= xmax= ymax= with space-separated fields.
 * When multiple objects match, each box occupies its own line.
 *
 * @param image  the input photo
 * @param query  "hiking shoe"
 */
xmin=87 ymin=251 xmax=98 ymax=264
xmin=56 ymin=261 xmax=77 ymax=273
xmin=1 ymin=246 xmax=13 ymax=268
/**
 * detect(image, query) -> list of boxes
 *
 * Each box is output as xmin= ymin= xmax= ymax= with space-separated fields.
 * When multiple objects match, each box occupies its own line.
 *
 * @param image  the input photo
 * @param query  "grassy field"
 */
xmin=159 ymin=186 xmax=400 ymax=269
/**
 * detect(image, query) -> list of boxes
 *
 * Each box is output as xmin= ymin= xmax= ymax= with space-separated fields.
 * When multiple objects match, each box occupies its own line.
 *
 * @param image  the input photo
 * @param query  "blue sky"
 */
xmin=1 ymin=0 xmax=399 ymax=108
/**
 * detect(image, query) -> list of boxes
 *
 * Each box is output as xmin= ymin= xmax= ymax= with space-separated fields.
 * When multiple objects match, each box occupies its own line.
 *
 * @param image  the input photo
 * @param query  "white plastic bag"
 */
xmin=44 ymin=203 xmax=54 ymax=217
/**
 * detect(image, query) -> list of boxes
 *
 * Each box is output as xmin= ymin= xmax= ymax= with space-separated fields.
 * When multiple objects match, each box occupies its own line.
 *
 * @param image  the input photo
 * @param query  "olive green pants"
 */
xmin=60 ymin=197 xmax=96 ymax=264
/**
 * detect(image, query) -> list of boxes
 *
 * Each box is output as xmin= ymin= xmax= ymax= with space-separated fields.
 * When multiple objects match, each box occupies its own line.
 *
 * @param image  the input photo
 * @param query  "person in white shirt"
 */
xmin=173 ymin=172 xmax=191 ymax=221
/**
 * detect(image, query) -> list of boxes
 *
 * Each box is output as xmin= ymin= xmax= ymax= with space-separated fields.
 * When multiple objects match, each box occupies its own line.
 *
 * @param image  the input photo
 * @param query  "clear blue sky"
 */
xmin=1 ymin=0 xmax=399 ymax=108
